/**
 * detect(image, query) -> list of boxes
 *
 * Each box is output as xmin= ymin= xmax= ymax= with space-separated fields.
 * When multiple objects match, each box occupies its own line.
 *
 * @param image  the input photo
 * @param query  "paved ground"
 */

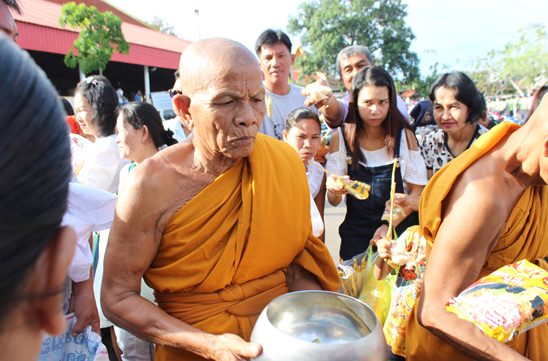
xmin=323 ymin=203 xmax=346 ymax=264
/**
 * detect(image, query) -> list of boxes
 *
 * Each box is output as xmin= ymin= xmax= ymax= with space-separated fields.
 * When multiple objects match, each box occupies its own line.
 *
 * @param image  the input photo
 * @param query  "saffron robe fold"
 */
xmin=406 ymin=122 xmax=548 ymax=361
xmin=144 ymin=134 xmax=340 ymax=361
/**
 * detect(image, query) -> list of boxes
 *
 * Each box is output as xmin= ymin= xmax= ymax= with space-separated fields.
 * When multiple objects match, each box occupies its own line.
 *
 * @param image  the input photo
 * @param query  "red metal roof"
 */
xmin=13 ymin=0 xmax=191 ymax=69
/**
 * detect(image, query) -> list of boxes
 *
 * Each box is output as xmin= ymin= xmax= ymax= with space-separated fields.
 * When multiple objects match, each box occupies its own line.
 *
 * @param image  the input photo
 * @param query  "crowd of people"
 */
xmin=1 ymin=1 xmax=547 ymax=361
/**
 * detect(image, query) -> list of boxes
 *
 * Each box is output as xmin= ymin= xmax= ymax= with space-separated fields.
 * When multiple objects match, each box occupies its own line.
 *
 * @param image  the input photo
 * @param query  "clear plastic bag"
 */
xmin=39 ymin=313 xmax=101 ymax=361
xmin=338 ymin=250 xmax=368 ymax=299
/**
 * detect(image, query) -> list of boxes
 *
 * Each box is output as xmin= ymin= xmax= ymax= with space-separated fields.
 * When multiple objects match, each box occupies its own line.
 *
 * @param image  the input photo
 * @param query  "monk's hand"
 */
xmin=326 ymin=174 xmax=348 ymax=196
xmin=205 ymin=333 xmax=262 ymax=361
xmin=302 ymin=79 xmax=332 ymax=108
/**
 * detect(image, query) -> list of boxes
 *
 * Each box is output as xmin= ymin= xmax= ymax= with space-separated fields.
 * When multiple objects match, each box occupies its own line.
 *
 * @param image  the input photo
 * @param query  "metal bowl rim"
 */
xmin=261 ymin=290 xmax=380 ymax=342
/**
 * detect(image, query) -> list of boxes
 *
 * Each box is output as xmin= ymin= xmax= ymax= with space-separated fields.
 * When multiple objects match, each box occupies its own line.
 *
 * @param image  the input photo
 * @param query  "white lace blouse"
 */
xmin=325 ymin=128 xmax=428 ymax=186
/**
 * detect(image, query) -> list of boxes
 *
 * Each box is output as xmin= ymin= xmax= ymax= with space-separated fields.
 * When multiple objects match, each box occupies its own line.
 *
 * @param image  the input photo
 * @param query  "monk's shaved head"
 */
xmin=179 ymin=38 xmax=260 ymax=96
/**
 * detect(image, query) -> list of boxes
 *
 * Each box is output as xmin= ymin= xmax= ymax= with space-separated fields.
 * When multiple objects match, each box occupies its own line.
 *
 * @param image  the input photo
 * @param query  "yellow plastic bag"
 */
xmin=358 ymin=245 xmax=397 ymax=325
xmin=446 ymin=259 xmax=548 ymax=343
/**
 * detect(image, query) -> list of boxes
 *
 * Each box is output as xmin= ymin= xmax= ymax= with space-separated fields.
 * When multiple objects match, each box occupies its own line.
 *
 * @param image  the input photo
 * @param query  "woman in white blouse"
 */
xmin=116 ymin=102 xmax=178 ymax=192
xmin=282 ymin=107 xmax=326 ymax=240
xmin=325 ymin=66 xmax=428 ymax=260
xmin=74 ymin=76 xmax=127 ymax=193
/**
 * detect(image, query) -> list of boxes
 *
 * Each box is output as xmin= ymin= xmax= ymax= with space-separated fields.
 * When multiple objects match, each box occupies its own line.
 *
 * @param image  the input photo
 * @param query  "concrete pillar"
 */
xmin=79 ymin=64 xmax=85 ymax=81
xmin=144 ymin=65 xmax=151 ymax=103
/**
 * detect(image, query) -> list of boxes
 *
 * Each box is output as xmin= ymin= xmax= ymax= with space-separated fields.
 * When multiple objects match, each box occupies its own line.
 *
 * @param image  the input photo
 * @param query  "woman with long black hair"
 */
xmin=326 ymin=66 xmax=428 ymax=260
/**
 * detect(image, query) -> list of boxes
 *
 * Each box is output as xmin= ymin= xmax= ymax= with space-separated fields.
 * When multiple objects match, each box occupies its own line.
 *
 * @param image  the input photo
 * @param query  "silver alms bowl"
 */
xmin=250 ymin=290 xmax=387 ymax=361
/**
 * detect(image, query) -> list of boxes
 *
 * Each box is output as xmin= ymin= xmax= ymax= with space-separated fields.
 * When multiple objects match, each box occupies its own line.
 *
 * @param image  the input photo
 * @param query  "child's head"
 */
xmin=282 ymin=107 xmax=322 ymax=165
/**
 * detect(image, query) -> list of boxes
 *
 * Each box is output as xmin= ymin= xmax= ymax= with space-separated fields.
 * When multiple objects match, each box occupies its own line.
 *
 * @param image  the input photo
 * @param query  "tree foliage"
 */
xmin=470 ymin=24 xmax=547 ymax=96
xmin=403 ymin=62 xmax=448 ymax=99
xmin=287 ymin=0 xmax=419 ymax=86
xmin=59 ymin=2 xmax=129 ymax=75
xmin=149 ymin=16 xmax=177 ymax=36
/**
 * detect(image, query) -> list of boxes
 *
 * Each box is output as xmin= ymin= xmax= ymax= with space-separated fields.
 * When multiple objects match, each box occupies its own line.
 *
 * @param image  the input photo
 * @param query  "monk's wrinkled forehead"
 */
xmin=179 ymin=38 xmax=260 ymax=95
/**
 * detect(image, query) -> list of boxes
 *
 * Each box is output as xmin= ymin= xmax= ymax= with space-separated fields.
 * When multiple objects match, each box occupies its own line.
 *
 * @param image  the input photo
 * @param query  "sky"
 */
xmin=106 ymin=0 xmax=547 ymax=76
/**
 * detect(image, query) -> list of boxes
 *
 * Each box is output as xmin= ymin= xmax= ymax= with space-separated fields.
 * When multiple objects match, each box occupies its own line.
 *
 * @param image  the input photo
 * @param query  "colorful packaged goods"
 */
xmin=446 ymin=259 xmax=548 ymax=343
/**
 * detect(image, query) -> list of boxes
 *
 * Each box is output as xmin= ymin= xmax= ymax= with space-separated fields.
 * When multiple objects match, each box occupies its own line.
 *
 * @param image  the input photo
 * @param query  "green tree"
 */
xmin=288 ymin=0 xmax=419 ymax=86
xmin=404 ymin=62 xmax=447 ymax=99
xmin=59 ymin=2 xmax=129 ymax=75
xmin=149 ymin=16 xmax=177 ymax=36
xmin=472 ymin=24 xmax=547 ymax=96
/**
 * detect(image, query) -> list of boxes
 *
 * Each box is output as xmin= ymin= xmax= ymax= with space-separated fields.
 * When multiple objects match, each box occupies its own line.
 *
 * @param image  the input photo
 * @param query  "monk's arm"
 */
xmin=416 ymin=173 xmax=528 ymax=361
xmin=101 ymin=165 xmax=260 ymax=360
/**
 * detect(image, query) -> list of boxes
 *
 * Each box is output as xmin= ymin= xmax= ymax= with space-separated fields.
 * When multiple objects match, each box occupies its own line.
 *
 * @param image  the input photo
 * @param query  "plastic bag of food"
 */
xmin=359 ymin=245 xmax=397 ymax=325
xmin=382 ymin=226 xmax=427 ymax=357
xmin=445 ymin=259 xmax=548 ymax=343
xmin=384 ymin=281 xmax=422 ymax=356
xmin=337 ymin=250 xmax=368 ymax=299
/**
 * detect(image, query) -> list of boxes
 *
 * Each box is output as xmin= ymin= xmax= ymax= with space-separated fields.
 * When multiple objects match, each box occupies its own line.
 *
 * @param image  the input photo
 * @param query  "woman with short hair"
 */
xmin=420 ymin=71 xmax=488 ymax=179
xmin=74 ymin=75 xmax=127 ymax=193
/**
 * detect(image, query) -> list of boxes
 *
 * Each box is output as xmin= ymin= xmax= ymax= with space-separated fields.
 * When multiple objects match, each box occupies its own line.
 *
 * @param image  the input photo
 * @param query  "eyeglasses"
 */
xmin=168 ymin=89 xmax=182 ymax=98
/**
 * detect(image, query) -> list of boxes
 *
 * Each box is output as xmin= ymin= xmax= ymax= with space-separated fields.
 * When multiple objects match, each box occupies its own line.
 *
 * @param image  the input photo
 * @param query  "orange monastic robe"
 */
xmin=144 ymin=134 xmax=340 ymax=361
xmin=406 ymin=122 xmax=548 ymax=361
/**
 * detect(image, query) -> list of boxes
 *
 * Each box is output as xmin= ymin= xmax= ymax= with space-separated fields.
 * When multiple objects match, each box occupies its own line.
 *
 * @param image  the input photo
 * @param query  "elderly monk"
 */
xmin=405 ymin=97 xmax=548 ymax=361
xmin=101 ymin=38 xmax=340 ymax=361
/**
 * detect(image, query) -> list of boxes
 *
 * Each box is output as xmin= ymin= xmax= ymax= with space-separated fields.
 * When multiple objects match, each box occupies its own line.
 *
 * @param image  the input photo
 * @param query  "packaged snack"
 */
xmin=334 ymin=175 xmax=370 ymax=200
xmin=446 ymin=259 xmax=548 ymax=343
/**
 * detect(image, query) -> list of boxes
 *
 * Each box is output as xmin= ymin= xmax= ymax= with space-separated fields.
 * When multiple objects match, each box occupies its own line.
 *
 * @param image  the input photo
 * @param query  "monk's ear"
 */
xmin=27 ymin=226 xmax=76 ymax=336
xmin=543 ymin=136 xmax=548 ymax=157
xmin=180 ymin=116 xmax=193 ymax=131
xmin=173 ymin=94 xmax=191 ymax=116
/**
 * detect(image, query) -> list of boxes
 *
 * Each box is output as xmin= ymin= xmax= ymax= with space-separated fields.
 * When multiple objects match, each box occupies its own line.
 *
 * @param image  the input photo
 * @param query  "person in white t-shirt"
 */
xmin=255 ymin=29 xmax=311 ymax=140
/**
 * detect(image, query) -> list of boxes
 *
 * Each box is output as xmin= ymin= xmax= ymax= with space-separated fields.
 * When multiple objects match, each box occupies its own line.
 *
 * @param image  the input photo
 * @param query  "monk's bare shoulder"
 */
xmin=442 ymin=148 xmax=525 ymax=246
xmin=122 ymin=140 xmax=215 ymax=240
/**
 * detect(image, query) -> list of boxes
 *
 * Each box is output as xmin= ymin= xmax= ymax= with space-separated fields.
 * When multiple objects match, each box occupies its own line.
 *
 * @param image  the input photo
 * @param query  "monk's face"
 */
xmin=185 ymin=43 xmax=265 ymax=160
